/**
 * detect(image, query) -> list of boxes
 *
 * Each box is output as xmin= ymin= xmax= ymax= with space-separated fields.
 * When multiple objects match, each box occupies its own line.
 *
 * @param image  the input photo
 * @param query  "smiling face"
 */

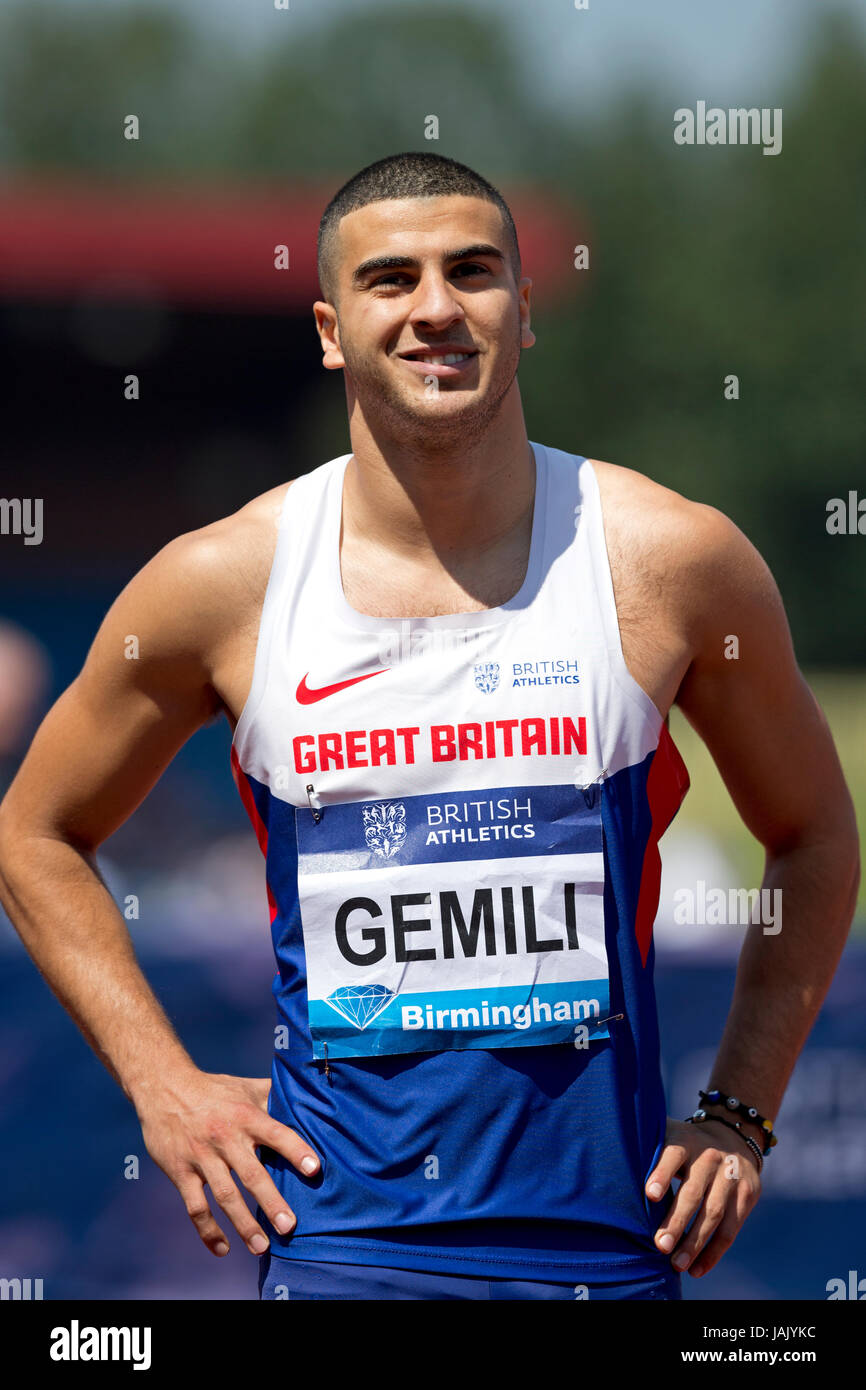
xmin=313 ymin=194 xmax=535 ymax=449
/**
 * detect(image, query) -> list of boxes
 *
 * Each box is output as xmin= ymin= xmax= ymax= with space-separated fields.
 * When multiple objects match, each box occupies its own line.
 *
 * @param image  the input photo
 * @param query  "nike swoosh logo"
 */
xmin=296 ymin=669 xmax=389 ymax=704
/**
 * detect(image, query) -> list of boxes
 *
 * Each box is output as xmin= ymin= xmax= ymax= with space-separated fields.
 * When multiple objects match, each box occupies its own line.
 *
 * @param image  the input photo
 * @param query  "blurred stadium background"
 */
xmin=0 ymin=0 xmax=864 ymax=1299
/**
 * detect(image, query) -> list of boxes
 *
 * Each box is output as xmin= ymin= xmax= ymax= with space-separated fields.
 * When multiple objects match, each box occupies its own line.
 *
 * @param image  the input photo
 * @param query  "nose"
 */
xmin=407 ymin=270 xmax=466 ymax=333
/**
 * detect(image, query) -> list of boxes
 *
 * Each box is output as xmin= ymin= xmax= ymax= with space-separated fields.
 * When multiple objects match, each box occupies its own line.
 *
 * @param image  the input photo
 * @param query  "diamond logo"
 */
xmin=324 ymin=983 xmax=395 ymax=1030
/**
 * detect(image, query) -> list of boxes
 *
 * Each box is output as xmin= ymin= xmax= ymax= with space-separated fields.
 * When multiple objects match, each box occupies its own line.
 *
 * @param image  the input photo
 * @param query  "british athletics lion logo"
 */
xmin=362 ymin=801 xmax=407 ymax=859
xmin=474 ymin=662 xmax=500 ymax=694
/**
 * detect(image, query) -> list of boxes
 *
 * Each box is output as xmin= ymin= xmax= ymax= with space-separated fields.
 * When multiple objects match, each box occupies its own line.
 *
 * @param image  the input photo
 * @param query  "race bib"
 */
xmin=295 ymin=782 xmax=610 ymax=1058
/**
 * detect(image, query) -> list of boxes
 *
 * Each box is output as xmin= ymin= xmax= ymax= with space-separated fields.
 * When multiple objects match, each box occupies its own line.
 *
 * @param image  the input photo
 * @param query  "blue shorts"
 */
xmin=259 ymin=1253 xmax=682 ymax=1301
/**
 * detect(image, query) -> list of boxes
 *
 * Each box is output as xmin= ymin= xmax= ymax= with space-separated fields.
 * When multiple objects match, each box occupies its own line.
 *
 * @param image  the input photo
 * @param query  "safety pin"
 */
xmin=306 ymin=783 xmax=322 ymax=823
xmin=576 ymin=768 xmax=608 ymax=808
xmin=576 ymin=766 xmax=608 ymax=791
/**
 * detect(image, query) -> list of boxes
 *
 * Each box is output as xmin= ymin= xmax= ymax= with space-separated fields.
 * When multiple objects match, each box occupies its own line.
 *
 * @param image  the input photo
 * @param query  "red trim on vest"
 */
xmin=230 ymin=746 xmax=278 ymax=924
xmin=634 ymin=722 xmax=690 ymax=966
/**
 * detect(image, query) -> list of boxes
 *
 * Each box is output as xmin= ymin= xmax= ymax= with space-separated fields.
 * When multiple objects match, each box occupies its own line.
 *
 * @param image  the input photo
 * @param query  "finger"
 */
xmin=687 ymin=1206 xmax=741 ymax=1277
xmin=230 ymin=1151 xmax=298 ymax=1238
xmin=645 ymin=1142 xmax=688 ymax=1201
xmin=253 ymin=1113 xmax=321 ymax=1178
xmin=654 ymin=1159 xmax=716 ymax=1256
xmin=690 ymin=1176 xmax=759 ymax=1277
xmin=669 ymin=1169 xmax=733 ymax=1272
xmin=207 ymin=1094 xmax=320 ymax=1178
xmin=201 ymin=1162 xmax=271 ymax=1256
xmin=177 ymin=1174 xmax=232 ymax=1257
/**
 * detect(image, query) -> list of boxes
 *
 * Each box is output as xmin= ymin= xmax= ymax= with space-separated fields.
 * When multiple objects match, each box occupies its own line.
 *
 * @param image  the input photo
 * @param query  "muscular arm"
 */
xmin=676 ymin=512 xmax=859 ymax=1126
xmin=0 ymin=533 xmax=222 ymax=1097
xmin=0 ymin=510 xmax=318 ymax=1257
xmin=646 ymin=505 xmax=860 ymax=1276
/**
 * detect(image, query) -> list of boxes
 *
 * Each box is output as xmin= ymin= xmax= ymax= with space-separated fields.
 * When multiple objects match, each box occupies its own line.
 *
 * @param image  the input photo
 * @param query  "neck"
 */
xmin=342 ymin=389 xmax=535 ymax=562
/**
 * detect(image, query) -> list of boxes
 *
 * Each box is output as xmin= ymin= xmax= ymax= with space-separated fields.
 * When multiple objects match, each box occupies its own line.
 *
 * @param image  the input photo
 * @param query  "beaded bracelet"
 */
xmin=699 ymin=1088 xmax=778 ymax=1154
xmin=685 ymin=1110 xmax=763 ymax=1174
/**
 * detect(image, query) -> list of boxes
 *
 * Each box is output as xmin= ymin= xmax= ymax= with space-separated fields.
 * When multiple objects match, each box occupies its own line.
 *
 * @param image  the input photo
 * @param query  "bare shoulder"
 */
xmin=589 ymin=457 xmax=724 ymax=552
xmin=588 ymin=458 xmax=777 ymax=624
xmin=146 ymin=481 xmax=292 ymax=638
xmin=170 ymin=480 xmax=290 ymax=580
xmin=585 ymin=458 xmax=787 ymax=715
xmin=84 ymin=481 xmax=293 ymax=689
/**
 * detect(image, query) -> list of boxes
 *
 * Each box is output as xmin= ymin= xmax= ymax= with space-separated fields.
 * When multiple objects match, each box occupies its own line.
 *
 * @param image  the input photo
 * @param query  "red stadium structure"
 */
xmin=0 ymin=179 xmax=581 ymax=578
xmin=0 ymin=179 xmax=577 ymax=310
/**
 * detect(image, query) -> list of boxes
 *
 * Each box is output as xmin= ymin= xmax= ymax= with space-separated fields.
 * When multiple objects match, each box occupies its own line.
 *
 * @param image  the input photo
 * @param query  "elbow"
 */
xmin=765 ymin=808 xmax=860 ymax=897
xmin=0 ymin=800 xmax=47 ymax=890
xmin=0 ymin=808 xmax=23 ymax=895
xmin=0 ymin=803 xmax=14 ymax=883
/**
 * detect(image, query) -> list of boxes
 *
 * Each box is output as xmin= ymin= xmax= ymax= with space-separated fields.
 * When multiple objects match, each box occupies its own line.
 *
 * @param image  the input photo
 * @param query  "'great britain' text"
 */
xmin=292 ymin=716 xmax=587 ymax=773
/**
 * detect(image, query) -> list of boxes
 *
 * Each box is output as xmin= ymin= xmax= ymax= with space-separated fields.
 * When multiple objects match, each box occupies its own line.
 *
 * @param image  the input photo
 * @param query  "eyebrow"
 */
xmin=351 ymin=243 xmax=505 ymax=286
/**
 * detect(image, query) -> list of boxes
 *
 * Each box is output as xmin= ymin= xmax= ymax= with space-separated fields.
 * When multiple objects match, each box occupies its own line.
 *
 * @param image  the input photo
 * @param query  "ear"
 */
xmin=518 ymin=277 xmax=536 ymax=349
xmin=313 ymin=300 xmax=345 ymax=369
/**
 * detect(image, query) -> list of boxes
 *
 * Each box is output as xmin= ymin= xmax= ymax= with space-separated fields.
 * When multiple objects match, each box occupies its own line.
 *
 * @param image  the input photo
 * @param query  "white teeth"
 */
xmin=415 ymin=352 xmax=471 ymax=365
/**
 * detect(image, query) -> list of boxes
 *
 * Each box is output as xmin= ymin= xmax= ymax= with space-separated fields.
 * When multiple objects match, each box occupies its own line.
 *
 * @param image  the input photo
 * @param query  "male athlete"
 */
xmin=0 ymin=153 xmax=858 ymax=1302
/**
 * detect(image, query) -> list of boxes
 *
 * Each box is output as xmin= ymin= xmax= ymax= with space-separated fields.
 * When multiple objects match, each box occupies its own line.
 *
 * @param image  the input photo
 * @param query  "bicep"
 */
xmin=0 ymin=540 xmax=221 ymax=851
xmin=674 ymin=516 xmax=854 ymax=852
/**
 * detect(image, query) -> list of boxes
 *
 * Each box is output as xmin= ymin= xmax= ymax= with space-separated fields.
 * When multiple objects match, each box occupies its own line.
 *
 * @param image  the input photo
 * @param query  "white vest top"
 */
xmin=231 ymin=442 xmax=673 ymax=1062
xmin=228 ymin=440 xmax=691 ymax=1279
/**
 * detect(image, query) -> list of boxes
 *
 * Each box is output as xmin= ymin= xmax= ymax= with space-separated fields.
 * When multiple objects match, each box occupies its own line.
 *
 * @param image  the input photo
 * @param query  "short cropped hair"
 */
xmin=317 ymin=151 xmax=522 ymax=305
